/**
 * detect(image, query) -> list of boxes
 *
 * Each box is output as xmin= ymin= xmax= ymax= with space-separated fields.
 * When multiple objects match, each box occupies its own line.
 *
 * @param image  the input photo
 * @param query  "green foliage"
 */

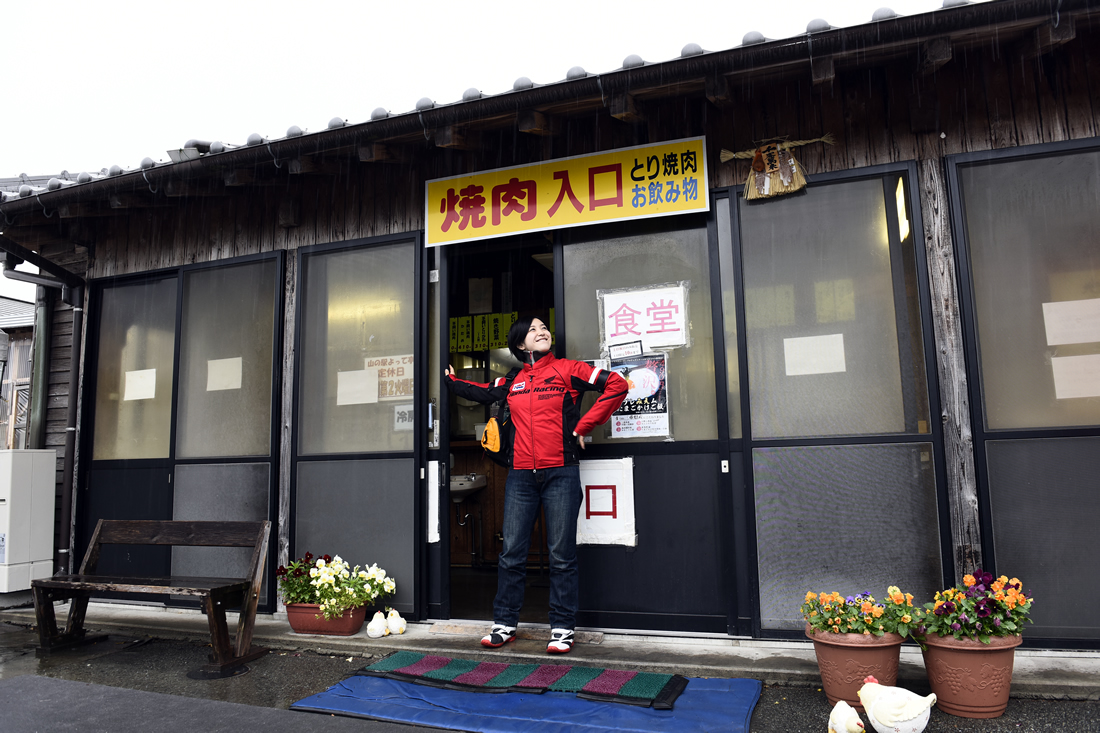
xmin=276 ymin=552 xmax=395 ymax=620
xmin=801 ymin=586 xmax=918 ymax=639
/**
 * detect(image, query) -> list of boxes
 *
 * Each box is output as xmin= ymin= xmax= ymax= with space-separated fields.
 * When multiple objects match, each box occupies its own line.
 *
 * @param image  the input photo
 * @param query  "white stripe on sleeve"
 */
xmin=588 ymin=368 xmax=602 ymax=384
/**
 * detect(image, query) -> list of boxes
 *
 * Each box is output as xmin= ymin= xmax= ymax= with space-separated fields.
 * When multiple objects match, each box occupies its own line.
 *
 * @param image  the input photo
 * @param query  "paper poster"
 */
xmin=427 ymin=461 xmax=440 ymax=544
xmin=784 ymin=333 xmax=846 ymax=376
xmin=576 ymin=457 xmax=636 ymax=546
xmin=1051 ymin=354 xmax=1100 ymax=399
xmin=123 ymin=369 xmax=157 ymax=401
xmin=206 ymin=357 xmax=242 ymax=392
xmin=393 ymin=403 xmax=414 ymax=431
xmin=609 ymin=353 xmax=669 ymax=439
xmin=369 ymin=354 xmax=414 ymax=402
xmin=336 ymin=369 xmax=377 ymax=405
xmin=1043 ymin=298 xmax=1100 ymax=346
xmin=601 ymin=284 xmax=688 ymax=352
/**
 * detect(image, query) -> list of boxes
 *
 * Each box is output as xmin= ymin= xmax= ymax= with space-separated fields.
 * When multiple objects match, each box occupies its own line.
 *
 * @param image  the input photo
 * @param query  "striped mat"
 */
xmin=358 ymin=651 xmax=689 ymax=709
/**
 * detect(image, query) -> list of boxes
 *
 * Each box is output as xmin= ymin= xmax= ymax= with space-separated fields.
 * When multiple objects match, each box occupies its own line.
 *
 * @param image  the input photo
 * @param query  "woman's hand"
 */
xmin=445 ymin=365 xmax=455 ymax=378
xmin=573 ymin=431 xmax=585 ymax=450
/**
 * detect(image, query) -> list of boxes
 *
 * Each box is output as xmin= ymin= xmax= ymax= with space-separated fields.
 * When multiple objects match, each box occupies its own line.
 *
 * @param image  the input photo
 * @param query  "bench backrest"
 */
xmin=79 ymin=520 xmax=271 ymax=579
xmin=92 ymin=520 xmax=268 ymax=548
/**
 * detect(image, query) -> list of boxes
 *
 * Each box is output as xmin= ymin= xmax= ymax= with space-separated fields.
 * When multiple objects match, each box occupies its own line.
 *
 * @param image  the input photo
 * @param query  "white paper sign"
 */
xmin=367 ymin=354 xmax=414 ymax=402
xmin=336 ymin=369 xmax=377 ymax=405
xmin=393 ymin=403 xmax=414 ymax=431
xmin=1043 ymin=299 xmax=1100 ymax=346
xmin=206 ymin=357 xmax=243 ymax=392
xmin=784 ymin=334 xmax=846 ymax=376
xmin=427 ymin=461 xmax=440 ymax=544
xmin=123 ymin=369 xmax=157 ymax=401
xmin=577 ymin=457 xmax=636 ymax=546
xmin=1051 ymin=354 xmax=1100 ymax=399
xmin=602 ymin=285 xmax=688 ymax=352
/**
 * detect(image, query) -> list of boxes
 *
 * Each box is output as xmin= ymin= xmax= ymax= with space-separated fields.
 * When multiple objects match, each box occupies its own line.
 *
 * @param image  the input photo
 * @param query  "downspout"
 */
xmin=1 ymin=240 xmax=86 ymax=573
xmin=60 ymin=287 xmax=83 ymax=572
xmin=28 ymin=285 xmax=52 ymax=449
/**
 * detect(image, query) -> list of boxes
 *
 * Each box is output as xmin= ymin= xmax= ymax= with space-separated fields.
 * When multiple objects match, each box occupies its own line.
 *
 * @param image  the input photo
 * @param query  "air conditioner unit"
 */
xmin=0 ymin=450 xmax=57 ymax=592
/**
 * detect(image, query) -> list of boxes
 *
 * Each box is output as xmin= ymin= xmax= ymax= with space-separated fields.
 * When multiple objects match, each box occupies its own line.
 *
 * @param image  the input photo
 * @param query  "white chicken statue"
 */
xmin=386 ymin=608 xmax=407 ymax=635
xmin=857 ymin=675 xmax=936 ymax=733
xmin=828 ymin=699 xmax=865 ymax=733
xmin=366 ymin=610 xmax=390 ymax=638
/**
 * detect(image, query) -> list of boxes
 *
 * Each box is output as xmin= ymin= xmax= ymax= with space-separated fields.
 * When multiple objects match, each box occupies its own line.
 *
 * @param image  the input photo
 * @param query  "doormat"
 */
xmin=292 ymin=674 xmax=762 ymax=733
xmin=358 ymin=650 xmax=687 ymax=708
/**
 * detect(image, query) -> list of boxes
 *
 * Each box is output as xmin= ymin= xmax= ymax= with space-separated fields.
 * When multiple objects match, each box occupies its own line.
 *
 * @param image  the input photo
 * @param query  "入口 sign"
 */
xmin=425 ymin=137 xmax=708 ymax=246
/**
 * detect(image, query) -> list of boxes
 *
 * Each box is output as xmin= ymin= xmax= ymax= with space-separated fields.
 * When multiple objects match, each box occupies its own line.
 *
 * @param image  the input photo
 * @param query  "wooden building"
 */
xmin=1 ymin=0 xmax=1097 ymax=645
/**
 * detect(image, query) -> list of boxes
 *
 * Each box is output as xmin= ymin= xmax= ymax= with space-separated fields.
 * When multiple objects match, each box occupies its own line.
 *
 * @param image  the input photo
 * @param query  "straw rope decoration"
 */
xmin=719 ymin=134 xmax=834 ymax=200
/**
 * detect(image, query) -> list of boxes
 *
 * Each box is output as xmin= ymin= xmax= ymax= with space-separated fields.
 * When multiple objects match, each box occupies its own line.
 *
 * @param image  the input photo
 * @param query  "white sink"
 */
xmin=450 ymin=474 xmax=487 ymax=503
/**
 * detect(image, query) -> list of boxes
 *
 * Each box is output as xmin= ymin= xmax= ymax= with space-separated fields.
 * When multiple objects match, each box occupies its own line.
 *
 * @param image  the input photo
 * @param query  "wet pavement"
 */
xmin=2 ymin=617 xmax=1099 ymax=731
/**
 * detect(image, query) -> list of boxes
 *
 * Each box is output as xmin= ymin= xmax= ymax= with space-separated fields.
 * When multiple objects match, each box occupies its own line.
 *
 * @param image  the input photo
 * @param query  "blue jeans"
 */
xmin=494 ymin=465 xmax=582 ymax=630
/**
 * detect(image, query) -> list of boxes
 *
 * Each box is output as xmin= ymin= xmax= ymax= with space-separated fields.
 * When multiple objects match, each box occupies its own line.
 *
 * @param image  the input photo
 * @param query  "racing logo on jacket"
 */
xmin=511 ymin=381 xmax=526 ymax=392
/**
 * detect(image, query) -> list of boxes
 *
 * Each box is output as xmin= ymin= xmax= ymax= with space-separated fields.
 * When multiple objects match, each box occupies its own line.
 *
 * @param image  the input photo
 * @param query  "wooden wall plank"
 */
xmin=1057 ymin=37 xmax=1097 ymax=141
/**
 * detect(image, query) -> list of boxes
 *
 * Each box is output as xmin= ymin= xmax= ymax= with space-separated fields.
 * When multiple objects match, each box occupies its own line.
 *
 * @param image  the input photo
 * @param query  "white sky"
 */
xmin=0 ymin=0 xmax=972 ymax=300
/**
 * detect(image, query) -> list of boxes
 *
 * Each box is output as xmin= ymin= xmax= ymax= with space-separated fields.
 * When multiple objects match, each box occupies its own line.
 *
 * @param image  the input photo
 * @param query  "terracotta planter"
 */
xmin=921 ymin=632 xmax=1022 ymax=718
xmin=285 ymin=603 xmax=368 ymax=636
xmin=805 ymin=624 xmax=904 ymax=710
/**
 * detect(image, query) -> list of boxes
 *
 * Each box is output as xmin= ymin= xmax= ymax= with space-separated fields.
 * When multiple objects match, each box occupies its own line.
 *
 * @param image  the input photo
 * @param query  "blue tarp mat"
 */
xmin=291 ymin=674 xmax=761 ymax=733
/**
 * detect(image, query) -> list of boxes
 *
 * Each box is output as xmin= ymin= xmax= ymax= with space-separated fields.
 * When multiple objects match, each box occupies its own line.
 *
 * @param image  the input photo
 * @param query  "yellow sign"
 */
xmin=426 ymin=137 xmax=708 ymax=246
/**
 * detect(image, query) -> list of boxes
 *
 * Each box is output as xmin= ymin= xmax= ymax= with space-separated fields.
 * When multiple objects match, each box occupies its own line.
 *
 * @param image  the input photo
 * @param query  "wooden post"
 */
xmin=277 ymin=255 xmax=297 ymax=604
xmin=916 ymin=153 xmax=982 ymax=582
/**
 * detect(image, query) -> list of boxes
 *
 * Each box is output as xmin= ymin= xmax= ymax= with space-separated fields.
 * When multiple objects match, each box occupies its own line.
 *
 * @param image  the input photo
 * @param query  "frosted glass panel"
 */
xmin=299 ymin=241 xmax=416 ymax=454
xmin=753 ymin=443 xmax=942 ymax=630
xmin=716 ymin=197 xmax=743 ymax=439
xmin=562 ymin=218 xmax=717 ymax=442
xmin=959 ymin=151 xmax=1100 ymax=429
xmin=172 ymin=463 xmax=271 ymax=600
xmin=739 ymin=177 xmax=929 ymax=438
xmin=987 ymin=437 xmax=1100 ymax=638
xmin=176 ymin=260 xmax=278 ymax=458
xmin=92 ymin=278 xmax=177 ymax=460
xmin=296 ymin=459 xmax=414 ymax=613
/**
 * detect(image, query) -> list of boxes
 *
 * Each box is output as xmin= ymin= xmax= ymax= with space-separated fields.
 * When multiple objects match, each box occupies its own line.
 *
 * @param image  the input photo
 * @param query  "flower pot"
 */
xmin=921 ymin=632 xmax=1022 ymax=718
xmin=805 ymin=624 xmax=903 ymax=711
xmin=285 ymin=603 xmax=367 ymax=636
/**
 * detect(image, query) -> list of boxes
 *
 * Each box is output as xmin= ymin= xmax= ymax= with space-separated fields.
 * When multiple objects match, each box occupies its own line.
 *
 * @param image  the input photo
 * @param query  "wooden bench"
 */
xmin=32 ymin=519 xmax=271 ymax=677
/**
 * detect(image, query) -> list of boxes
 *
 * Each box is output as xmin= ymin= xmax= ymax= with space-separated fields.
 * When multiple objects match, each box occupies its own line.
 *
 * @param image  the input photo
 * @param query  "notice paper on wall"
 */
xmin=206 ymin=357 xmax=243 ymax=392
xmin=336 ymin=369 xmax=378 ymax=405
xmin=123 ymin=369 xmax=156 ymax=401
xmin=1051 ymin=354 xmax=1100 ymax=400
xmin=576 ymin=457 xmax=636 ymax=546
xmin=1043 ymin=298 xmax=1100 ymax=346
xmin=427 ymin=461 xmax=440 ymax=544
xmin=784 ymin=333 xmax=846 ymax=376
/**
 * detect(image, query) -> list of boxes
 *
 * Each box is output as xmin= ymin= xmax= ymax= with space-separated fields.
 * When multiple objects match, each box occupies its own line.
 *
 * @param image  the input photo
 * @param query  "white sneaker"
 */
xmin=481 ymin=624 xmax=517 ymax=648
xmin=546 ymin=628 xmax=574 ymax=654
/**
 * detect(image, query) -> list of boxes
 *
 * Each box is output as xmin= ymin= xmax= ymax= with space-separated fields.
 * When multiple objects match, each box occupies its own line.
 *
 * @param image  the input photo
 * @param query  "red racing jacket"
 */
xmin=447 ymin=352 xmax=628 ymax=470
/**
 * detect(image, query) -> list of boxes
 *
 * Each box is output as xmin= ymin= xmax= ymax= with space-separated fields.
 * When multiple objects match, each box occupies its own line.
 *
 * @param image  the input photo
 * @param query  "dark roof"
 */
xmin=0 ymin=295 xmax=35 ymax=330
xmin=0 ymin=0 xmax=1094 ymax=213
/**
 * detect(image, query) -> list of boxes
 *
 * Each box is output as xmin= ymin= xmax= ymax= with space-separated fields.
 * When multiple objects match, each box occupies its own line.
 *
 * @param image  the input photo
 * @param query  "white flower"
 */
xmin=316 ymin=558 xmax=326 ymax=568
xmin=383 ymin=578 xmax=395 ymax=593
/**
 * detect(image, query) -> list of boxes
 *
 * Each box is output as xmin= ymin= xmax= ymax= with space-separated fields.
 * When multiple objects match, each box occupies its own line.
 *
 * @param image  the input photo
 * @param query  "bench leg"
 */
xmin=203 ymin=594 xmax=236 ymax=667
xmin=200 ymin=592 xmax=268 ymax=675
xmin=32 ymin=587 xmax=105 ymax=656
xmin=32 ymin=585 xmax=61 ymax=648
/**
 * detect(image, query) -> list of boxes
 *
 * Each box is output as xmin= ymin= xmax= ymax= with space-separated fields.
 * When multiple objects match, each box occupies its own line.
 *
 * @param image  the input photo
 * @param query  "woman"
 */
xmin=445 ymin=315 xmax=627 ymax=653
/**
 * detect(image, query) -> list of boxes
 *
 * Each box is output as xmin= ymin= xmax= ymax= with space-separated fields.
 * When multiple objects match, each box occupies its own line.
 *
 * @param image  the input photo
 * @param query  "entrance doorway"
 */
xmin=443 ymin=235 xmax=555 ymax=623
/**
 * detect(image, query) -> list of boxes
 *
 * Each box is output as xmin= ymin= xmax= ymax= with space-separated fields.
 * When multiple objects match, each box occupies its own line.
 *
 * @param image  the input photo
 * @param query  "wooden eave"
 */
xmin=2 ymin=0 xmax=1097 ymax=257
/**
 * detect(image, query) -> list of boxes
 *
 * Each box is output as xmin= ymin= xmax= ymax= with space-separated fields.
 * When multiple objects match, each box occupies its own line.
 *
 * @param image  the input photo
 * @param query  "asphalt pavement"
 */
xmin=1 ymin=607 xmax=1098 ymax=732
